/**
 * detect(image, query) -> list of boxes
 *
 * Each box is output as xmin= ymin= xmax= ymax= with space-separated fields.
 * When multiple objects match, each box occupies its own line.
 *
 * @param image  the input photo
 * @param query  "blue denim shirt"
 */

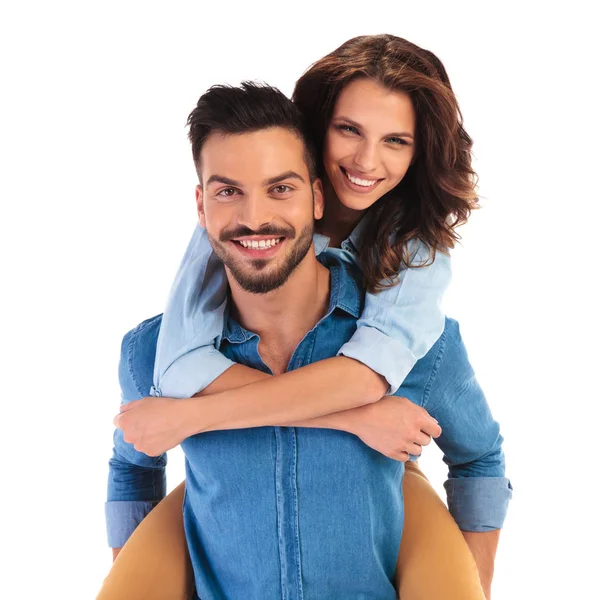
xmin=106 ymin=255 xmax=512 ymax=600
xmin=153 ymin=221 xmax=451 ymax=400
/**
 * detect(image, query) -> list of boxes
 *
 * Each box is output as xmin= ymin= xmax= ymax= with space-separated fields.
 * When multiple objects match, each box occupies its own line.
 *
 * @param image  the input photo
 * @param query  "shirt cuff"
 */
xmin=155 ymin=346 xmax=236 ymax=398
xmin=337 ymin=326 xmax=417 ymax=394
xmin=105 ymin=500 xmax=156 ymax=548
xmin=444 ymin=477 xmax=513 ymax=532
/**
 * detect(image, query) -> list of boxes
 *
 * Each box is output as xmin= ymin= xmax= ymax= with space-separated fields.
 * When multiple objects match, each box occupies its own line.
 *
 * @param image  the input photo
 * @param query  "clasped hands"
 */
xmin=113 ymin=394 xmax=442 ymax=461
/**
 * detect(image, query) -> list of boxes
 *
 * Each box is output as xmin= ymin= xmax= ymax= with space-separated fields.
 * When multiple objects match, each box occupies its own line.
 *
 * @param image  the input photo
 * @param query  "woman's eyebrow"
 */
xmin=333 ymin=116 xmax=414 ymax=140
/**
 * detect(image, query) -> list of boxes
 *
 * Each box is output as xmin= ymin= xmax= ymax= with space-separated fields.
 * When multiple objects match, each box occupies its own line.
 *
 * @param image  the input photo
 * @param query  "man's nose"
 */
xmin=352 ymin=140 xmax=379 ymax=173
xmin=237 ymin=193 xmax=273 ymax=231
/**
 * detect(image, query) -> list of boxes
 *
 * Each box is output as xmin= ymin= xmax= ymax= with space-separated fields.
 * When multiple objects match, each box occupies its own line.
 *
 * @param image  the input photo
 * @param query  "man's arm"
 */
xmin=462 ymin=530 xmax=501 ymax=599
xmin=107 ymin=317 xmax=167 ymax=559
xmin=424 ymin=319 xmax=512 ymax=597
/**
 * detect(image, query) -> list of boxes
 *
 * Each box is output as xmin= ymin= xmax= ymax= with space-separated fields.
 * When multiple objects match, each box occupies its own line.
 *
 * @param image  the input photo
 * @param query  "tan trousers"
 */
xmin=97 ymin=462 xmax=485 ymax=599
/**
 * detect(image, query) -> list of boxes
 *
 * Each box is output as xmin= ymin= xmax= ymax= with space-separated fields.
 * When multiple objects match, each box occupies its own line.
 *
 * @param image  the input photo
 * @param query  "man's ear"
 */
xmin=312 ymin=178 xmax=324 ymax=221
xmin=195 ymin=184 xmax=207 ymax=228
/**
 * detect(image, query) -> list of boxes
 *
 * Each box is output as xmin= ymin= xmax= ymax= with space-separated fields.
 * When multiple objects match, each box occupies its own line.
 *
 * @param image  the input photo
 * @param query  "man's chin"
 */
xmin=225 ymin=256 xmax=298 ymax=294
xmin=214 ymin=224 xmax=314 ymax=295
xmin=232 ymin=273 xmax=289 ymax=295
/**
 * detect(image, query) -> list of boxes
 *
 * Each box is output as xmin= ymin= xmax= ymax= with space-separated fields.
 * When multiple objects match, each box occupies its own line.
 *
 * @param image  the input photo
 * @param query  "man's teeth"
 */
xmin=238 ymin=238 xmax=282 ymax=249
xmin=344 ymin=170 xmax=378 ymax=187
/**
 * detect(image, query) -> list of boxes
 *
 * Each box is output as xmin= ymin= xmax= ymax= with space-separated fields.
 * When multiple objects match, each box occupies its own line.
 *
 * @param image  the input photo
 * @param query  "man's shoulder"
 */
xmin=398 ymin=316 xmax=472 ymax=403
xmin=423 ymin=316 xmax=477 ymax=403
xmin=424 ymin=316 xmax=471 ymax=375
xmin=118 ymin=314 xmax=163 ymax=400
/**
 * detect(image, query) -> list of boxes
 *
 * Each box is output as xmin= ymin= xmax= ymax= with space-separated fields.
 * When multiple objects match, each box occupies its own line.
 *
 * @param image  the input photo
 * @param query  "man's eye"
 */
xmin=272 ymin=185 xmax=292 ymax=194
xmin=217 ymin=188 xmax=238 ymax=197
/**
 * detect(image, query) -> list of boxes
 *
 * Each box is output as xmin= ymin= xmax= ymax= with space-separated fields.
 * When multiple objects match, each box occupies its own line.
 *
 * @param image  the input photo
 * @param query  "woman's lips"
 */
xmin=340 ymin=166 xmax=383 ymax=194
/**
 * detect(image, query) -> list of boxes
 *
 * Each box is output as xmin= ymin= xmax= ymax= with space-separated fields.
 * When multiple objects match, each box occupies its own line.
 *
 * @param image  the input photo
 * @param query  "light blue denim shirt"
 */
xmin=106 ymin=254 xmax=512 ymax=599
xmin=153 ymin=220 xmax=451 ymax=399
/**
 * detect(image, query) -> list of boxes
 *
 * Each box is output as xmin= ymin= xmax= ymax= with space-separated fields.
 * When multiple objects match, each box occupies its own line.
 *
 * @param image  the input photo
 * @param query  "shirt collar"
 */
xmin=346 ymin=214 xmax=368 ymax=252
xmin=313 ymin=233 xmax=330 ymax=255
xmin=314 ymin=215 xmax=369 ymax=256
xmin=221 ymin=256 xmax=362 ymax=345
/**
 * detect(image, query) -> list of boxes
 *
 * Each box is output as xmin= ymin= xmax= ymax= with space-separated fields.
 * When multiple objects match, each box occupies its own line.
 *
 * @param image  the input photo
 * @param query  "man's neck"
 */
xmin=227 ymin=249 xmax=331 ymax=375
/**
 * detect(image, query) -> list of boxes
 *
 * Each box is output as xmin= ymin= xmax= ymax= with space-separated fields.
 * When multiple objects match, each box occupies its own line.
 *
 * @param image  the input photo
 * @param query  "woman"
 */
xmin=100 ymin=34 xmax=486 ymax=599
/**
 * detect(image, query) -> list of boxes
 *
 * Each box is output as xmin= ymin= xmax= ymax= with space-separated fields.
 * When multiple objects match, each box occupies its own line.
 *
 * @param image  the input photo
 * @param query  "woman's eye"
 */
xmin=386 ymin=137 xmax=409 ymax=146
xmin=337 ymin=124 xmax=359 ymax=135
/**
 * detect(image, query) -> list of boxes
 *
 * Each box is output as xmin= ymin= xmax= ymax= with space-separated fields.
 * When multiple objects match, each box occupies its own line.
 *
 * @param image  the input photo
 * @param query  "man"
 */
xmin=107 ymin=83 xmax=510 ymax=599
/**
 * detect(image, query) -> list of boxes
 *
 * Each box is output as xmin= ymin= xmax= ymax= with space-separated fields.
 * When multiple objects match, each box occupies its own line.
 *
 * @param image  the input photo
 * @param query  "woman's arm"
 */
xmin=186 ymin=356 xmax=387 ymax=432
xmin=153 ymin=224 xmax=235 ymax=399
xmin=337 ymin=239 xmax=452 ymax=394
xmin=128 ymin=231 xmax=445 ymax=452
xmin=182 ymin=241 xmax=451 ymax=431
xmin=116 ymin=361 xmax=440 ymax=459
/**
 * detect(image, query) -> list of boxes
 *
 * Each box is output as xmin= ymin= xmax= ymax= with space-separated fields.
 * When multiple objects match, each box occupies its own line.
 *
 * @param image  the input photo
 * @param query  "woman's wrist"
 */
xmin=288 ymin=407 xmax=362 ymax=433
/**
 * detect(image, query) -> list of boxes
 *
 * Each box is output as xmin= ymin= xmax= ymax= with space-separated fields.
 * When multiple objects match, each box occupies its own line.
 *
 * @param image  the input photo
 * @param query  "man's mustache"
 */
xmin=219 ymin=225 xmax=295 ymax=242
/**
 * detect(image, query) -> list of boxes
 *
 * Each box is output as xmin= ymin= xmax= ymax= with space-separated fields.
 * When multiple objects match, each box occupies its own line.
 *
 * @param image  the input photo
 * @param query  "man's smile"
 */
xmin=229 ymin=236 xmax=287 ymax=259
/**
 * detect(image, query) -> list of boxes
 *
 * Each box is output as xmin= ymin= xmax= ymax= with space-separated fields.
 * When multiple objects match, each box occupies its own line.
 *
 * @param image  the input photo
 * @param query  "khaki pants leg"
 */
xmin=396 ymin=461 xmax=486 ymax=600
xmin=98 ymin=466 xmax=485 ymax=599
xmin=96 ymin=481 xmax=194 ymax=600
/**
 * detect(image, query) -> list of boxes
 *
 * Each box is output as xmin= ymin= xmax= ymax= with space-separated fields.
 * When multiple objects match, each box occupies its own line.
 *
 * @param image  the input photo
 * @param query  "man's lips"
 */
xmin=228 ymin=236 xmax=286 ymax=258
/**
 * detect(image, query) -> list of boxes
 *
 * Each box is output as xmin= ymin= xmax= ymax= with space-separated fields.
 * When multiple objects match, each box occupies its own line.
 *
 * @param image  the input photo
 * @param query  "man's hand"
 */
xmin=113 ymin=396 xmax=192 ymax=456
xmin=348 ymin=396 xmax=442 ymax=462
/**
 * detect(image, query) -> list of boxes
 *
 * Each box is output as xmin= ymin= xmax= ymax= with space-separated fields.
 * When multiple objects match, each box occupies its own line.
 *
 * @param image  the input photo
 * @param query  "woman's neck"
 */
xmin=316 ymin=177 xmax=367 ymax=248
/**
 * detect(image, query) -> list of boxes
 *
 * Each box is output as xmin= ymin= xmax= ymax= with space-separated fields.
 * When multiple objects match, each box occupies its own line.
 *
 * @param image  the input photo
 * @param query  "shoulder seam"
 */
xmin=124 ymin=330 xmax=145 ymax=397
xmin=124 ymin=315 xmax=162 ymax=397
xmin=421 ymin=317 xmax=449 ymax=409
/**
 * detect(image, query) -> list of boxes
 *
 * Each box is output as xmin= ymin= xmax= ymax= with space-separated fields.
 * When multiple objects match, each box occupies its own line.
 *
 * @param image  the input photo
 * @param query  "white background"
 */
xmin=1 ymin=1 xmax=598 ymax=598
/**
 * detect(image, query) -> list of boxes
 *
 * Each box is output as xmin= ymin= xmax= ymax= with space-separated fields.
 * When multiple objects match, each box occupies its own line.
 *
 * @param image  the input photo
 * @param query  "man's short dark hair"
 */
xmin=187 ymin=81 xmax=318 ymax=183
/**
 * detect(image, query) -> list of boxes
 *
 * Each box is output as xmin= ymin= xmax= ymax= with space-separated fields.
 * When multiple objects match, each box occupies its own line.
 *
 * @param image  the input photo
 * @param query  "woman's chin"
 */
xmin=335 ymin=190 xmax=382 ymax=212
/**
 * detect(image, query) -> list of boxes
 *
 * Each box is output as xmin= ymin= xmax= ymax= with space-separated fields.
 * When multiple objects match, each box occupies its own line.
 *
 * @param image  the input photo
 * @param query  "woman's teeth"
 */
xmin=344 ymin=170 xmax=378 ymax=187
xmin=238 ymin=238 xmax=282 ymax=249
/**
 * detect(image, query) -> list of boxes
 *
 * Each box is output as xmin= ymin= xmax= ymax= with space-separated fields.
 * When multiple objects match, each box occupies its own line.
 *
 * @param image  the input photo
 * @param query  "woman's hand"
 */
xmin=113 ymin=397 xmax=193 ymax=456
xmin=348 ymin=396 xmax=442 ymax=462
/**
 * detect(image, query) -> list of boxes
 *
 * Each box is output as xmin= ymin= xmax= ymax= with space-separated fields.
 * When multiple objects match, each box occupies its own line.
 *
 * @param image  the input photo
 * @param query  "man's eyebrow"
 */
xmin=206 ymin=175 xmax=242 ymax=187
xmin=264 ymin=171 xmax=306 ymax=186
xmin=334 ymin=116 xmax=414 ymax=140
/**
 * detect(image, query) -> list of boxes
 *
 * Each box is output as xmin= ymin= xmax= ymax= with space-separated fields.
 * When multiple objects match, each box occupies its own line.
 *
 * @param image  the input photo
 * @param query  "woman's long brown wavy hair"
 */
xmin=292 ymin=34 xmax=479 ymax=292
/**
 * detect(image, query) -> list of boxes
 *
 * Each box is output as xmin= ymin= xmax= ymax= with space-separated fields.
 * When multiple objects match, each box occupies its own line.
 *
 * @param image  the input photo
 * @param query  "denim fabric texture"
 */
xmin=106 ymin=254 xmax=512 ymax=599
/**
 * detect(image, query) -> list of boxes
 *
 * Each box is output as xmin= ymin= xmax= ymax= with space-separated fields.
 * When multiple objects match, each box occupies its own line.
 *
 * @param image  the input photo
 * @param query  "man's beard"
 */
xmin=208 ymin=222 xmax=314 ymax=294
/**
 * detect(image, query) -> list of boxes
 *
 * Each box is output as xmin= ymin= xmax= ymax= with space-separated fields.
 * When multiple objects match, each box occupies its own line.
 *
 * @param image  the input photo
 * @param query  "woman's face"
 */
xmin=323 ymin=78 xmax=416 ymax=211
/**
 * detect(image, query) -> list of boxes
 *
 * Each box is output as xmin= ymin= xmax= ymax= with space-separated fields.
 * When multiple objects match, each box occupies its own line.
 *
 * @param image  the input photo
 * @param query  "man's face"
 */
xmin=196 ymin=127 xmax=324 ymax=294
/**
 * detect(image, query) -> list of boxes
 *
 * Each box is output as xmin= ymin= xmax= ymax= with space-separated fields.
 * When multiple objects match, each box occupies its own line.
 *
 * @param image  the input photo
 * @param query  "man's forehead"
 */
xmin=201 ymin=127 xmax=308 ymax=183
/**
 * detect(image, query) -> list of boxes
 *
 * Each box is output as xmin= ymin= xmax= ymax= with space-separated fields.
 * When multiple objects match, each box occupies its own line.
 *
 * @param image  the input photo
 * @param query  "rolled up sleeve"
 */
xmin=338 ymin=242 xmax=450 ymax=393
xmin=444 ymin=476 xmax=513 ymax=531
xmin=425 ymin=318 xmax=513 ymax=531
xmin=105 ymin=500 xmax=158 ymax=548
xmin=153 ymin=345 xmax=235 ymax=399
